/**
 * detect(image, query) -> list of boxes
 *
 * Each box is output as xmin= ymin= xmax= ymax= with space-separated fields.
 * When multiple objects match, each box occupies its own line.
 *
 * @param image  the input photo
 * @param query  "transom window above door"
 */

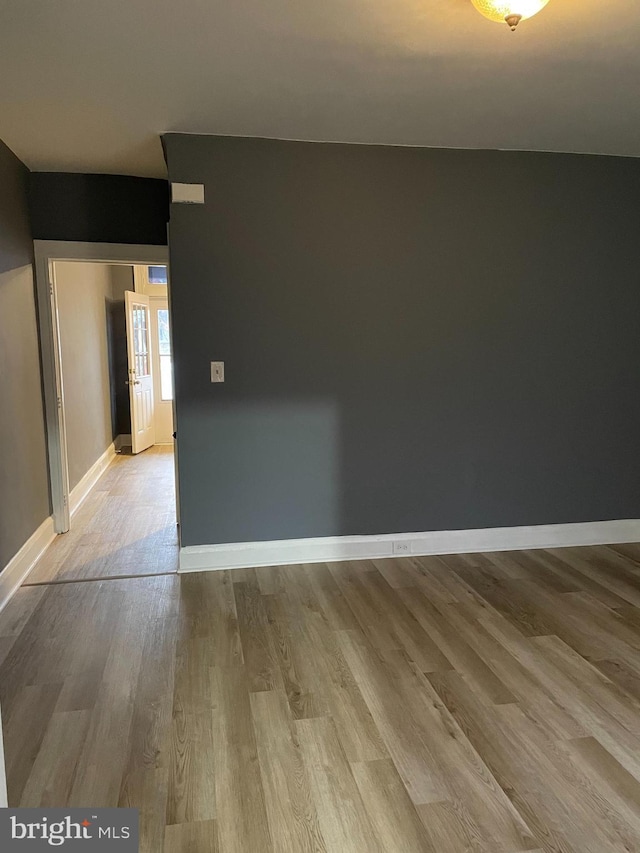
xmin=148 ymin=265 xmax=168 ymax=285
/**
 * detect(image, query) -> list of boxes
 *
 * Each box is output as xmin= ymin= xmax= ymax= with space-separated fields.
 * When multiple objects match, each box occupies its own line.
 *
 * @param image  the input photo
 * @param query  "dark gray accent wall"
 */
xmin=0 ymin=140 xmax=50 ymax=569
xmin=29 ymin=173 xmax=169 ymax=245
xmin=163 ymin=134 xmax=640 ymax=547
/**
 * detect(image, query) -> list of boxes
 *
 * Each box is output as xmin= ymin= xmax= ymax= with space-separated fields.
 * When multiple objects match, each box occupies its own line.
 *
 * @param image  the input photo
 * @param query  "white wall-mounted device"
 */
xmin=171 ymin=182 xmax=205 ymax=204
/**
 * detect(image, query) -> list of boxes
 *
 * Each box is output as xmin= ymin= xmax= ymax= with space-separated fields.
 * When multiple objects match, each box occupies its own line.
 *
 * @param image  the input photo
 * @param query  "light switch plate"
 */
xmin=210 ymin=361 xmax=225 ymax=383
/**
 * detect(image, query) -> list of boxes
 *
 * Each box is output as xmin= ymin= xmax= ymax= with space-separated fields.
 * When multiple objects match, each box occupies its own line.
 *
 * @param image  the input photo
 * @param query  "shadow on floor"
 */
xmin=23 ymin=526 xmax=179 ymax=585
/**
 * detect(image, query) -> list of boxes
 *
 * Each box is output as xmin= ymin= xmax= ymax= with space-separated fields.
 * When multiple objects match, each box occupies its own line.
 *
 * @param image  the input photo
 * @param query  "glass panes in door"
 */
xmin=133 ymin=304 xmax=151 ymax=377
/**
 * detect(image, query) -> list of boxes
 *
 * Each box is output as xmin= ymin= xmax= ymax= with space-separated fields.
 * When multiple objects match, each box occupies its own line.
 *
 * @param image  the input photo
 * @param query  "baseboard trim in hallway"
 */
xmin=69 ymin=441 xmax=118 ymax=518
xmin=0 ymin=516 xmax=56 ymax=613
xmin=179 ymin=518 xmax=640 ymax=572
xmin=26 ymin=445 xmax=178 ymax=587
xmin=0 ymin=441 xmax=130 ymax=611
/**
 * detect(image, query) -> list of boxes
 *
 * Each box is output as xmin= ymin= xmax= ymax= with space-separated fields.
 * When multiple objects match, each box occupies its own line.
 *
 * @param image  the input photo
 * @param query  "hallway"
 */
xmin=26 ymin=445 xmax=178 ymax=584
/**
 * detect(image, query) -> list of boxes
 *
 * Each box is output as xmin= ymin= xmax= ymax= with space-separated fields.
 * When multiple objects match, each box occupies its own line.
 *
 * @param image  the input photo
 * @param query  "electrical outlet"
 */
xmin=392 ymin=541 xmax=411 ymax=555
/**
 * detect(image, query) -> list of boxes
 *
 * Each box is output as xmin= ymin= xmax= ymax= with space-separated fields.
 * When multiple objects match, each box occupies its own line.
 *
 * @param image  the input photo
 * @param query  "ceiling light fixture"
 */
xmin=470 ymin=0 xmax=550 ymax=31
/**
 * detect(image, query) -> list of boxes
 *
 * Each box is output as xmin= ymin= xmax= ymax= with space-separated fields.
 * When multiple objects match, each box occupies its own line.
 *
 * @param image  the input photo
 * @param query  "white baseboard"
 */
xmin=115 ymin=434 xmax=131 ymax=451
xmin=69 ymin=442 xmax=117 ymax=517
xmin=178 ymin=519 xmax=640 ymax=573
xmin=0 ymin=516 xmax=56 ymax=612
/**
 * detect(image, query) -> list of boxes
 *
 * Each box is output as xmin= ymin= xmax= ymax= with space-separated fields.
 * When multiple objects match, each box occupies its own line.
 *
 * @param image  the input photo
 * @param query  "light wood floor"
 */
xmin=26 ymin=444 xmax=178 ymax=584
xmin=3 ymin=532 xmax=640 ymax=851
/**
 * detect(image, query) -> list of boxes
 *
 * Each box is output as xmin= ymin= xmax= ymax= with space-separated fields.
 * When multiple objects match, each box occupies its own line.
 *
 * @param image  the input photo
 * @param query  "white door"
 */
xmin=125 ymin=290 xmax=155 ymax=454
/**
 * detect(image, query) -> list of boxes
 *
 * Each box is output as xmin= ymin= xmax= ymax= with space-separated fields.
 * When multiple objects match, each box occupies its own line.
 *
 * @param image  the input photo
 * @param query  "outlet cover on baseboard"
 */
xmin=392 ymin=541 xmax=411 ymax=555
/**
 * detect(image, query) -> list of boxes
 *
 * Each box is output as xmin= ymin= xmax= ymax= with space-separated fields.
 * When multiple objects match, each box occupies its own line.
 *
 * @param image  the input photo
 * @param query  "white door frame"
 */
xmin=34 ymin=241 xmax=170 ymax=533
xmin=148 ymin=294 xmax=175 ymax=444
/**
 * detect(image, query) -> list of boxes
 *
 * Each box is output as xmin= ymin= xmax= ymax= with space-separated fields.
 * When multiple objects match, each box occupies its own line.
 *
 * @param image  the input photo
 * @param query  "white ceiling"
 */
xmin=1 ymin=0 xmax=638 ymax=178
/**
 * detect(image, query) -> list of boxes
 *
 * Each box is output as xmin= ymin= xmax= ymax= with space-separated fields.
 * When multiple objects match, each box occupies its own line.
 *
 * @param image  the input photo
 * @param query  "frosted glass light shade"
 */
xmin=470 ymin=0 xmax=550 ymax=28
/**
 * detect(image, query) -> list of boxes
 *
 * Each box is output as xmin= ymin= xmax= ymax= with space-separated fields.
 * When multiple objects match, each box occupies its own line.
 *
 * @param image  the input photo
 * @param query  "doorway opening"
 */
xmin=50 ymin=259 xmax=176 ymax=560
xmin=127 ymin=263 xmax=174 ymax=452
xmin=51 ymin=260 xmax=174 ymax=458
xmin=34 ymin=242 xmax=178 ymax=562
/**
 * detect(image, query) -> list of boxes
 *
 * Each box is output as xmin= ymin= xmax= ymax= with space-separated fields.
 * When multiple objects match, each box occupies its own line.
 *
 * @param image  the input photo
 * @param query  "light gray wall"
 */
xmin=55 ymin=262 xmax=129 ymax=490
xmin=164 ymin=134 xmax=640 ymax=547
xmin=0 ymin=140 xmax=50 ymax=570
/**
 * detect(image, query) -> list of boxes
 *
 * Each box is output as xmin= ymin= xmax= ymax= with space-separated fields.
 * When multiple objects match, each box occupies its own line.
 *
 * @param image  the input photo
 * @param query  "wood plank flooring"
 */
xmin=26 ymin=445 xmax=177 ymax=584
xmin=4 ymin=540 xmax=640 ymax=850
